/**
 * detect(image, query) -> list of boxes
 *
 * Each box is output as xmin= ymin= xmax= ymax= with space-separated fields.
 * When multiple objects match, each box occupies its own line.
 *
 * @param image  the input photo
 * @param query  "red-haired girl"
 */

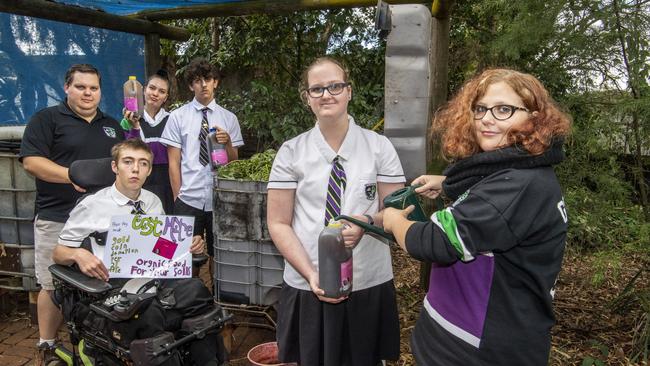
xmin=382 ymin=68 xmax=571 ymax=365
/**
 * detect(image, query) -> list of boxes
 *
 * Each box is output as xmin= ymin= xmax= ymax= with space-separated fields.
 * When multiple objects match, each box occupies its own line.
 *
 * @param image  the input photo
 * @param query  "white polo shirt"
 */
xmin=58 ymin=184 xmax=164 ymax=260
xmin=161 ymin=98 xmax=244 ymax=211
xmin=268 ymin=116 xmax=406 ymax=291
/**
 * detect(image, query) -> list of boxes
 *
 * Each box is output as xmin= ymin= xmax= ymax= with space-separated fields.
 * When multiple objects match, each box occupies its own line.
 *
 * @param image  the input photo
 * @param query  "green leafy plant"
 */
xmin=217 ymin=149 xmax=276 ymax=181
xmin=581 ymin=341 xmax=609 ymax=366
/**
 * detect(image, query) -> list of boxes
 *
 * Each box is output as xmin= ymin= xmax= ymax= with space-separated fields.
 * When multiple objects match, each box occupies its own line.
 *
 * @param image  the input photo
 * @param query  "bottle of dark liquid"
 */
xmin=206 ymin=127 xmax=228 ymax=169
xmin=318 ymin=221 xmax=353 ymax=298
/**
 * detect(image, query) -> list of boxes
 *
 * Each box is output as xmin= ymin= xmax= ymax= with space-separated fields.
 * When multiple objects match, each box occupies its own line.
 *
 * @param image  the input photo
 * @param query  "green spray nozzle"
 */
xmin=334 ymin=184 xmax=428 ymax=245
xmin=334 ymin=215 xmax=396 ymax=245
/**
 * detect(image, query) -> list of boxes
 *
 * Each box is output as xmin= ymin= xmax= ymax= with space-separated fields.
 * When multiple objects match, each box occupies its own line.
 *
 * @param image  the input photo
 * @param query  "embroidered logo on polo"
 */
xmin=364 ymin=183 xmax=377 ymax=200
xmin=103 ymin=126 xmax=117 ymax=138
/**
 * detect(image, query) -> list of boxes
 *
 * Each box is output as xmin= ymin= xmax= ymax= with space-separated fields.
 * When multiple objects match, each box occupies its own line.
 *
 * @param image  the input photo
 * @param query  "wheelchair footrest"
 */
xmin=182 ymin=307 xmax=224 ymax=333
xmin=130 ymin=332 xmax=180 ymax=366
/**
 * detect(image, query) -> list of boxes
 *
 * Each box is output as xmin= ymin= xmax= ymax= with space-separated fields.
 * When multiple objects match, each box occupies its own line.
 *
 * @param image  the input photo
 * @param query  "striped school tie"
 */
xmin=199 ymin=107 xmax=210 ymax=166
xmin=128 ymin=200 xmax=146 ymax=215
xmin=324 ymin=156 xmax=346 ymax=226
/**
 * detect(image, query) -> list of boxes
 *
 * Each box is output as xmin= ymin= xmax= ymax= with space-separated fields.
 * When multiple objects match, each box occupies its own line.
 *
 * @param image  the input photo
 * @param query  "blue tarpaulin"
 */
xmin=0 ymin=12 xmax=145 ymax=126
xmin=0 ymin=0 xmax=268 ymax=126
xmin=49 ymin=1 xmax=247 ymax=16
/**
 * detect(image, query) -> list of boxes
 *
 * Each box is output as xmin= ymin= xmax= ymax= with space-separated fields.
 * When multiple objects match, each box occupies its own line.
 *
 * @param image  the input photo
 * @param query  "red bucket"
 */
xmin=247 ymin=342 xmax=297 ymax=366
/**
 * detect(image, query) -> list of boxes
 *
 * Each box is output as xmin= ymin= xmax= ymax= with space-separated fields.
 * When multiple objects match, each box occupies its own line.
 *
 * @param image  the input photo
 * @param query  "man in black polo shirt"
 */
xmin=20 ymin=64 xmax=124 ymax=366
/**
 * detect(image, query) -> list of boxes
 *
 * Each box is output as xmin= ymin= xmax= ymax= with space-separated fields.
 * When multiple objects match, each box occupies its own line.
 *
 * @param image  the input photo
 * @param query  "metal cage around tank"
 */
xmin=213 ymin=178 xmax=284 ymax=307
xmin=0 ymin=146 xmax=38 ymax=292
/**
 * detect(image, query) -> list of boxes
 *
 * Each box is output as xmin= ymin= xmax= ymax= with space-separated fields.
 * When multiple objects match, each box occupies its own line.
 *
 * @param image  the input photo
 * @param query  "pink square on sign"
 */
xmin=152 ymin=236 xmax=178 ymax=260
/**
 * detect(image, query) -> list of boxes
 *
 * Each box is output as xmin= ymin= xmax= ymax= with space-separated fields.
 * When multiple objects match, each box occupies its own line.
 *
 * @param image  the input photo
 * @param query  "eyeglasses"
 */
xmin=305 ymin=82 xmax=350 ymax=98
xmin=473 ymin=104 xmax=529 ymax=121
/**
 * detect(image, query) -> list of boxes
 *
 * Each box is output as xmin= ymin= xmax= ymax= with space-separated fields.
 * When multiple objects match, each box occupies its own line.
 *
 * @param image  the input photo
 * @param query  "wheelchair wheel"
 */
xmin=73 ymin=339 xmax=124 ymax=366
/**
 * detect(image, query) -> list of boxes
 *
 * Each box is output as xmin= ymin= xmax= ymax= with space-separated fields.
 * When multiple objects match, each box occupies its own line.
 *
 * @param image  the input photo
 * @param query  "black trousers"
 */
xmin=174 ymin=199 xmax=214 ymax=256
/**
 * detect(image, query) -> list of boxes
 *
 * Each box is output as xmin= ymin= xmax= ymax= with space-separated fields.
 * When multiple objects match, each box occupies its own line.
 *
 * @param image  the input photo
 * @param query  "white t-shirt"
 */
xmin=161 ymin=98 xmax=244 ymax=211
xmin=58 ymin=184 xmax=164 ymax=260
xmin=268 ymin=116 xmax=406 ymax=291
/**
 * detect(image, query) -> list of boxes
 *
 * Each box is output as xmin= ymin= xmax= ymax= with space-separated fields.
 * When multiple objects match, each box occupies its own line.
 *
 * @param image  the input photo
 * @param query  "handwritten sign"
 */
xmin=103 ymin=215 xmax=195 ymax=279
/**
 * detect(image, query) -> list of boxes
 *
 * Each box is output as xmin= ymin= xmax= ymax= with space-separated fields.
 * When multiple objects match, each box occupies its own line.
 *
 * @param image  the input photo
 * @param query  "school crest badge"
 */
xmin=364 ymin=183 xmax=377 ymax=200
xmin=103 ymin=126 xmax=117 ymax=138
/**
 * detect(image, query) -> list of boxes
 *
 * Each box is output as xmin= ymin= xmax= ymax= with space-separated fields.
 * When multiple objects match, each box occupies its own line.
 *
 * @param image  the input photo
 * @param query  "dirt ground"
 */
xmin=0 ymin=249 xmax=647 ymax=366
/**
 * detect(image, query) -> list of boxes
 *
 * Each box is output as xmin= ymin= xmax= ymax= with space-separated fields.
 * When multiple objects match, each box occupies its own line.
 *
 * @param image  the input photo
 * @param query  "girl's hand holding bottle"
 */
xmin=124 ymin=109 xmax=141 ymax=129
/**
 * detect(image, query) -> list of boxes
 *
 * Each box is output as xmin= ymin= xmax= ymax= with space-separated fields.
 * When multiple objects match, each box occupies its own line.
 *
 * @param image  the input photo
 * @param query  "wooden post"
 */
xmin=134 ymin=0 xmax=429 ymax=20
xmin=420 ymin=1 xmax=453 ymax=292
xmin=29 ymin=291 xmax=39 ymax=325
xmin=427 ymin=3 xmax=453 ymax=175
xmin=145 ymin=33 xmax=161 ymax=78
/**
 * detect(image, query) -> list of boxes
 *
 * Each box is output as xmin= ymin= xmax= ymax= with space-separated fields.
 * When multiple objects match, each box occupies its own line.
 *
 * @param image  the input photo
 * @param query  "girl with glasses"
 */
xmin=267 ymin=57 xmax=404 ymax=365
xmin=381 ymin=68 xmax=572 ymax=365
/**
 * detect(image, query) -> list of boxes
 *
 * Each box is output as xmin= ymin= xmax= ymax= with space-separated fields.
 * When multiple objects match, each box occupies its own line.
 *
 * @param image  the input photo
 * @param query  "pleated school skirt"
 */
xmin=276 ymin=279 xmax=400 ymax=366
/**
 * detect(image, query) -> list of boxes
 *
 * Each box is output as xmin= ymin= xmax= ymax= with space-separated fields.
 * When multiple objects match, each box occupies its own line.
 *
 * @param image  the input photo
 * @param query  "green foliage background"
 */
xmin=160 ymin=2 xmax=649 ymax=360
xmin=163 ymin=9 xmax=385 ymax=152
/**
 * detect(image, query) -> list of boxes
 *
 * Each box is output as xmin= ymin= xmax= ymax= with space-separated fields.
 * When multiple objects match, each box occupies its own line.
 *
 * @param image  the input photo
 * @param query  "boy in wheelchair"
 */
xmin=50 ymin=139 xmax=228 ymax=366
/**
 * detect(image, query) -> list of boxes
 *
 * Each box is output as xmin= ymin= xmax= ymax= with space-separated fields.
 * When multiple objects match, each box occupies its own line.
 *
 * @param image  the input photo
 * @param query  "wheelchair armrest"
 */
xmin=49 ymin=264 xmax=113 ymax=294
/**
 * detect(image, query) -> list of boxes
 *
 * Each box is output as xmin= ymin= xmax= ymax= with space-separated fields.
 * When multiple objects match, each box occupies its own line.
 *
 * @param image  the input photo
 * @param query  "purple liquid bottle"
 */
xmin=318 ymin=221 xmax=353 ymax=298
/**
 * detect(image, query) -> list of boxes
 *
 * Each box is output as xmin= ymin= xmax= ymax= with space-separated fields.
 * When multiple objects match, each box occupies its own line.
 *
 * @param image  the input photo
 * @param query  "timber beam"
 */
xmin=0 ymin=0 xmax=190 ymax=41
xmin=133 ymin=0 xmax=430 ymax=21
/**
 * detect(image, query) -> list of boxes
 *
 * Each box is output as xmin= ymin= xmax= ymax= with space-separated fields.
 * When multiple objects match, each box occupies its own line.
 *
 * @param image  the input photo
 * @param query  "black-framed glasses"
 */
xmin=305 ymin=82 xmax=350 ymax=98
xmin=473 ymin=104 xmax=529 ymax=121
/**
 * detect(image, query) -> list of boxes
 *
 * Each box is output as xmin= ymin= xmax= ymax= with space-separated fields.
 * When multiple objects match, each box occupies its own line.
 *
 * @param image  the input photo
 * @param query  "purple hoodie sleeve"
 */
xmin=125 ymin=128 xmax=141 ymax=140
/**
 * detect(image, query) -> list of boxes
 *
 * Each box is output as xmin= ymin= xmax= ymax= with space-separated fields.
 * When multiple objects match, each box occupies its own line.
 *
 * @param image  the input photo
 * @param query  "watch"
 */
xmin=363 ymin=214 xmax=374 ymax=226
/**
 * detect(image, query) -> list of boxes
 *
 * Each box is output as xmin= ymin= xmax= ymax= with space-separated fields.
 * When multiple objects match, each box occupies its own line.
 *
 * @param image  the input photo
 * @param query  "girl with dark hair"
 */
xmin=124 ymin=70 xmax=174 ymax=213
xmin=381 ymin=68 xmax=572 ymax=365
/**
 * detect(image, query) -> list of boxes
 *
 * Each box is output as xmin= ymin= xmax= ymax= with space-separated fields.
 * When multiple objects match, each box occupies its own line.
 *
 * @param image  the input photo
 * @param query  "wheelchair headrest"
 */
xmin=69 ymin=157 xmax=115 ymax=192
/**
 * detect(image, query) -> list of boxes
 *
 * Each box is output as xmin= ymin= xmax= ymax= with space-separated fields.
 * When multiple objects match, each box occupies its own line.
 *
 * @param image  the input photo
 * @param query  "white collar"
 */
xmin=313 ymin=115 xmax=357 ymax=163
xmin=110 ymin=183 xmax=141 ymax=206
xmin=191 ymin=98 xmax=217 ymax=112
xmin=143 ymin=108 xmax=169 ymax=127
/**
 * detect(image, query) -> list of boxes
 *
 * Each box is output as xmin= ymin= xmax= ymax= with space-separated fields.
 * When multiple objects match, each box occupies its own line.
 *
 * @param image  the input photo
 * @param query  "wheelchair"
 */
xmin=48 ymin=157 xmax=231 ymax=366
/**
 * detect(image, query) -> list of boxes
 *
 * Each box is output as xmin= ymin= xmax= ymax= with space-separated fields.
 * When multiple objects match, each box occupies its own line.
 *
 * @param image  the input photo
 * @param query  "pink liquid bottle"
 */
xmin=123 ymin=76 xmax=144 ymax=119
xmin=207 ymin=127 xmax=228 ymax=169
